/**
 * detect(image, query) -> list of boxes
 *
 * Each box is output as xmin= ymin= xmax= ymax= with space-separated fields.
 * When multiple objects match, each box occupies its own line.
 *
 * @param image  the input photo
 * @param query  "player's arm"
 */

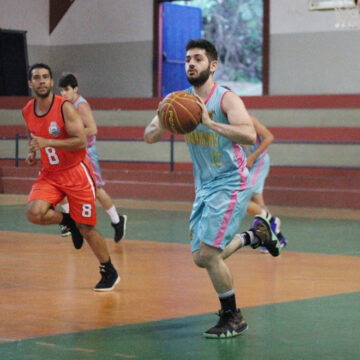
xmin=29 ymin=102 xmax=87 ymax=151
xmin=144 ymin=114 xmax=166 ymax=144
xmin=25 ymin=126 xmax=37 ymax=166
xmin=246 ymin=114 xmax=274 ymax=168
xmin=196 ymin=92 xmax=256 ymax=144
xmin=77 ymin=102 xmax=97 ymax=137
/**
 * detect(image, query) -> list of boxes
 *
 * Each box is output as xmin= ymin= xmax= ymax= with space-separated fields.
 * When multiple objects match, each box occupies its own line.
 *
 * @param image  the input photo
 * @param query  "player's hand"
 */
xmin=30 ymin=133 xmax=49 ymax=151
xmin=26 ymin=151 xmax=37 ymax=166
xmin=194 ymin=95 xmax=212 ymax=127
xmin=246 ymin=156 xmax=254 ymax=169
xmin=156 ymin=107 xmax=166 ymax=130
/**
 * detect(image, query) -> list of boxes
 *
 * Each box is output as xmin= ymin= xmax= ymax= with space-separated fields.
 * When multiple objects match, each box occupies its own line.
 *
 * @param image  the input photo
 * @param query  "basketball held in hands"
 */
xmin=158 ymin=91 xmax=202 ymax=134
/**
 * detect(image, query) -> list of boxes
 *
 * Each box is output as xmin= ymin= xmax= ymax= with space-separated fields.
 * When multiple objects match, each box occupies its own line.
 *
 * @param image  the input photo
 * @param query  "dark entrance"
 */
xmin=0 ymin=29 xmax=30 ymax=96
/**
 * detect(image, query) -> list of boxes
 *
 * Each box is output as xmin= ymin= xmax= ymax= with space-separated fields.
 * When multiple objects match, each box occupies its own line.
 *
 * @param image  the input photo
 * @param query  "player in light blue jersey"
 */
xmin=245 ymin=113 xmax=287 ymax=253
xmin=58 ymin=74 xmax=127 ymax=243
xmin=144 ymin=39 xmax=281 ymax=339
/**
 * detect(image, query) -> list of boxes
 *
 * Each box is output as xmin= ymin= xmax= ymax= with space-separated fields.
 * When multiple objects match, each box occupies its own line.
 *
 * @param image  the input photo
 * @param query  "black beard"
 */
xmin=186 ymin=66 xmax=211 ymax=87
xmin=34 ymin=88 xmax=51 ymax=99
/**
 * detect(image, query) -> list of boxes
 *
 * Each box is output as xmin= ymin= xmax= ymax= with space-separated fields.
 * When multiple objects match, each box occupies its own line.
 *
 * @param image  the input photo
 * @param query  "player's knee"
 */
xmin=193 ymin=249 xmax=215 ymax=268
xmin=76 ymin=223 xmax=94 ymax=238
xmin=26 ymin=207 xmax=44 ymax=224
xmin=193 ymin=253 xmax=206 ymax=268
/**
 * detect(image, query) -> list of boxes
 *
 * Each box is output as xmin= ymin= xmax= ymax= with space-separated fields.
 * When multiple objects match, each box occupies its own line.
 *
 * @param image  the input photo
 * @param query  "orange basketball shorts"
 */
xmin=28 ymin=159 xmax=97 ymax=225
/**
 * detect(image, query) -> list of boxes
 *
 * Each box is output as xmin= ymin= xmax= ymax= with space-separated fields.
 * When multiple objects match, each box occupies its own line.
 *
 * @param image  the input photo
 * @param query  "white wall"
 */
xmin=269 ymin=0 xmax=360 ymax=95
xmin=2 ymin=0 xmax=360 ymax=96
xmin=0 ymin=0 xmax=49 ymax=45
xmin=270 ymin=1 xmax=358 ymax=34
xmin=0 ymin=0 xmax=154 ymax=97
xmin=50 ymin=0 xmax=153 ymax=45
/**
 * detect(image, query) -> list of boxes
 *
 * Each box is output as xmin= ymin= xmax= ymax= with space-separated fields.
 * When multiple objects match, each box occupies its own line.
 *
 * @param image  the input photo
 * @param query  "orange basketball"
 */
xmin=158 ymin=91 xmax=202 ymax=134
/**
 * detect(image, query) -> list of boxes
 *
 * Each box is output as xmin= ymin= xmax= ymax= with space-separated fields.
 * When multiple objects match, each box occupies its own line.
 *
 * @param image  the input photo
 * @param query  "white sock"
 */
xmin=61 ymin=203 xmax=69 ymax=213
xmin=236 ymin=231 xmax=256 ymax=247
xmin=106 ymin=205 xmax=120 ymax=224
xmin=248 ymin=230 xmax=259 ymax=245
xmin=236 ymin=233 xmax=247 ymax=247
xmin=218 ymin=289 xmax=235 ymax=298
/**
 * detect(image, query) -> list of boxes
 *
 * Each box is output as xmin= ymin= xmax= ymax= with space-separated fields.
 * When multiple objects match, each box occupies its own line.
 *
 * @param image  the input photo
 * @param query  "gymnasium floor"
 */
xmin=0 ymin=195 xmax=360 ymax=359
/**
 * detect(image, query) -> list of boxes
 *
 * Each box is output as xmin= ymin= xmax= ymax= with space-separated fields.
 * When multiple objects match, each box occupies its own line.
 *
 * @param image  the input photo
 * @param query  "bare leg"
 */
xmin=248 ymin=193 xmax=271 ymax=215
xmin=26 ymin=200 xmax=63 ymax=225
xmin=247 ymin=199 xmax=264 ymax=216
xmin=96 ymin=187 xmax=114 ymax=211
xmin=77 ymin=223 xmax=110 ymax=263
xmin=221 ymin=233 xmax=244 ymax=260
xmin=193 ymin=242 xmax=233 ymax=293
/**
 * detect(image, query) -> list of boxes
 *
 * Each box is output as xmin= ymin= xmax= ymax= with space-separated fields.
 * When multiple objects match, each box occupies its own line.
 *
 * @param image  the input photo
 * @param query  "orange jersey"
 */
xmin=23 ymin=94 xmax=86 ymax=172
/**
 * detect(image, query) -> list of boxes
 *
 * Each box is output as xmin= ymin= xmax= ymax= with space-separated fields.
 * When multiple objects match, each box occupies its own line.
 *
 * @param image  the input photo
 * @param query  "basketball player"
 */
xmin=245 ymin=113 xmax=287 ymax=253
xmin=144 ymin=39 xmax=281 ymax=338
xmin=23 ymin=63 xmax=119 ymax=291
xmin=57 ymin=73 xmax=127 ymax=242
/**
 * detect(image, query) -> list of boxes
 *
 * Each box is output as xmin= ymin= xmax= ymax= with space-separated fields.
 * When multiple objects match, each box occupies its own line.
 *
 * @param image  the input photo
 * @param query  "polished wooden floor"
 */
xmin=1 ymin=195 xmax=360 ymax=359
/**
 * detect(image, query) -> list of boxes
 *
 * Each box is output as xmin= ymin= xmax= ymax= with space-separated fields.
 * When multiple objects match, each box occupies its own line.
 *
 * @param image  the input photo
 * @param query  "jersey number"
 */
xmin=45 ymin=147 xmax=60 ymax=165
xmin=82 ymin=204 xmax=92 ymax=218
xmin=210 ymin=150 xmax=222 ymax=167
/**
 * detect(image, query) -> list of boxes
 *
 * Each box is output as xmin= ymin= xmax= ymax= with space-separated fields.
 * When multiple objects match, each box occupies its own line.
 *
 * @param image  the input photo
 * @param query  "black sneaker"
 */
xmin=61 ymin=213 xmax=84 ymax=250
xmin=94 ymin=263 xmax=120 ymax=292
xmin=112 ymin=214 xmax=127 ymax=243
xmin=251 ymin=215 xmax=281 ymax=257
xmin=204 ymin=309 xmax=248 ymax=339
xmin=59 ymin=224 xmax=71 ymax=237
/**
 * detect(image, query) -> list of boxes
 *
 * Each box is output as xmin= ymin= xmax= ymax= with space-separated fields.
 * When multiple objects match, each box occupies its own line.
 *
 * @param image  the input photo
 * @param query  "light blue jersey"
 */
xmin=245 ymin=135 xmax=270 ymax=195
xmin=184 ymin=83 xmax=252 ymax=252
xmin=74 ymin=95 xmax=104 ymax=186
xmin=74 ymin=95 xmax=96 ymax=147
xmin=185 ymin=84 xmax=248 ymax=193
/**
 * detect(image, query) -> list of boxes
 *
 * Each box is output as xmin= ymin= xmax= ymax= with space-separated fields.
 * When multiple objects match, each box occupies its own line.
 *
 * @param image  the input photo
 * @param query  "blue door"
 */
xmin=161 ymin=2 xmax=202 ymax=97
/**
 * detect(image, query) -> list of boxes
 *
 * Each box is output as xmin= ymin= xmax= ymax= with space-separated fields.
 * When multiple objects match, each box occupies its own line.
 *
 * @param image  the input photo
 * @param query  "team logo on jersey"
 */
xmin=48 ymin=122 xmax=60 ymax=137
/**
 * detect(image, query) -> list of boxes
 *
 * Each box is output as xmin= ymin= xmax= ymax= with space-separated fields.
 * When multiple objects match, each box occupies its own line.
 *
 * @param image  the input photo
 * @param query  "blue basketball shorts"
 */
xmin=189 ymin=186 xmax=252 ymax=252
xmin=248 ymin=154 xmax=270 ymax=195
xmin=86 ymin=144 xmax=105 ymax=187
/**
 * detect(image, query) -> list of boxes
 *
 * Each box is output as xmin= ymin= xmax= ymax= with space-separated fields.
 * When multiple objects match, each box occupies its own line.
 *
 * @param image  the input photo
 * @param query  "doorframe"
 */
xmin=152 ymin=0 xmax=270 ymax=97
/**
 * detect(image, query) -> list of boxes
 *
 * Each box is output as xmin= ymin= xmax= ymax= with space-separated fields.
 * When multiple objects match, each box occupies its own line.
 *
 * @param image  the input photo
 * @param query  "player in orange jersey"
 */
xmin=23 ymin=63 xmax=119 ymax=291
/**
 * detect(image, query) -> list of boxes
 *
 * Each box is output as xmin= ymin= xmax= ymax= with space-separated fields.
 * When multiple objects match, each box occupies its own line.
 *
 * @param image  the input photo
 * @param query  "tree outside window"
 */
xmin=175 ymin=0 xmax=263 ymax=95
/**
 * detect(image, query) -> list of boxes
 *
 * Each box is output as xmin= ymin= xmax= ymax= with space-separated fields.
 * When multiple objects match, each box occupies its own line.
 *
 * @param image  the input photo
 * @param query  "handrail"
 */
xmin=1 ymin=134 xmax=359 ymax=170
xmin=1 ymin=134 xmax=178 ymax=171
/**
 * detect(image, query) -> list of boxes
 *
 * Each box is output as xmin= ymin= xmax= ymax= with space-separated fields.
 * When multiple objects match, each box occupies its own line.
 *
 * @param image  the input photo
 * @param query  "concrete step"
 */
xmin=266 ymin=174 xmax=360 ymax=190
xmin=1 ymin=166 xmax=359 ymax=209
xmin=0 ymin=166 xmax=195 ymax=183
xmin=0 ymin=175 xmax=195 ymax=201
xmin=264 ymin=186 xmax=360 ymax=209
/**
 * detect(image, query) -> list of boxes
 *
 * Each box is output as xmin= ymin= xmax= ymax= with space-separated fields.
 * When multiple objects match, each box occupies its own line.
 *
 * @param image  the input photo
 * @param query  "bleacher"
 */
xmin=1 ymin=94 xmax=359 ymax=209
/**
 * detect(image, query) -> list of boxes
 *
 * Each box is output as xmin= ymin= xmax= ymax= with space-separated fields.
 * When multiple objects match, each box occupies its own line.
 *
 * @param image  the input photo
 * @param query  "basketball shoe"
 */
xmin=251 ymin=215 xmax=281 ymax=257
xmin=59 ymin=224 xmax=71 ymax=237
xmin=204 ymin=309 xmax=248 ymax=339
xmin=94 ymin=262 xmax=120 ymax=291
xmin=112 ymin=214 xmax=127 ymax=243
xmin=61 ymin=213 xmax=84 ymax=250
xmin=260 ymin=216 xmax=287 ymax=254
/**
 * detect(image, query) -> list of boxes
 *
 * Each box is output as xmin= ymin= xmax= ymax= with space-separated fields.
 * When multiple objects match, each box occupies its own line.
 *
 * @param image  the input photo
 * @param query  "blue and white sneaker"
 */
xmin=278 ymin=232 xmax=287 ymax=249
xmin=270 ymin=216 xmax=281 ymax=236
xmin=261 ymin=217 xmax=287 ymax=254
